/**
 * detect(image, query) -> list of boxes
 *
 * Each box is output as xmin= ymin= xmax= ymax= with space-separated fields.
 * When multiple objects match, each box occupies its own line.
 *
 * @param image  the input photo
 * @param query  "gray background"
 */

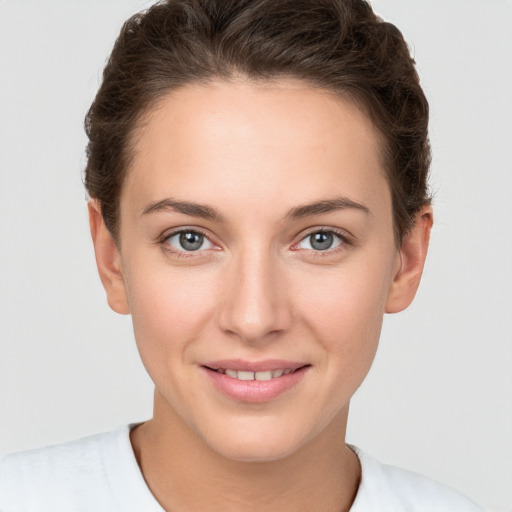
xmin=0 ymin=1 xmax=511 ymax=510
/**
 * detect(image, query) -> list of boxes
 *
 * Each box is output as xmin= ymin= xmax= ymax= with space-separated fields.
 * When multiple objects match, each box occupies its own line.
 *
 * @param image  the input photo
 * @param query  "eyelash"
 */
xmin=158 ymin=227 xmax=352 ymax=259
xmin=159 ymin=228 xmax=216 ymax=259
xmin=293 ymin=228 xmax=352 ymax=259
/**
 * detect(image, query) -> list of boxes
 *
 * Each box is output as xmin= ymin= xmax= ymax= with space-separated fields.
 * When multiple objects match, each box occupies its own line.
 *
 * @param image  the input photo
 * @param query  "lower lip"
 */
xmin=202 ymin=366 xmax=309 ymax=403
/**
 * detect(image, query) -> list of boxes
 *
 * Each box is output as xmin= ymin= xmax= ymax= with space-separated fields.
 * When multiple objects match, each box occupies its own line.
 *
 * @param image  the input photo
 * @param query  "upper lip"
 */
xmin=202 ymin=359 xmax=309 ymax=372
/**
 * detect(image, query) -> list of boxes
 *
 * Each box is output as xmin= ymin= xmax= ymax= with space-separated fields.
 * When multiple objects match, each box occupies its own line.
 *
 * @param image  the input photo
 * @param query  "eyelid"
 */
xmin=158 ymin=227 xmax=219 ymax=258
xmin=291 ymin=227 xmax=353 ymax=255
xmin=158 ymin=225 xmax=353 ymax=259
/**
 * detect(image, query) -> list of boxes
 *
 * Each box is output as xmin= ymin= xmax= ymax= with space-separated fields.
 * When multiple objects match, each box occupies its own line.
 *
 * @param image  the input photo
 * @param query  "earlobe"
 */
xmin=88 ymin=200 xmax=130 ymax=315
xmin=385 ymin=206 xmax=433 ymax=314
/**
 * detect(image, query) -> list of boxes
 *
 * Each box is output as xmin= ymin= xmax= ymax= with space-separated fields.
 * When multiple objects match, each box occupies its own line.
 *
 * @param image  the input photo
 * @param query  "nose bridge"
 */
xmin=217 ymin=242 xmax=291 ymax=343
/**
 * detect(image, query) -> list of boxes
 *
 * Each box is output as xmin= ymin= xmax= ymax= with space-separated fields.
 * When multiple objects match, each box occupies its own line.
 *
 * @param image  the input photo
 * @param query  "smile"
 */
xmin=202 ymin=362 xmax=310 ymax=403
xmin=213 ymin=369 xmax=295 ymax=381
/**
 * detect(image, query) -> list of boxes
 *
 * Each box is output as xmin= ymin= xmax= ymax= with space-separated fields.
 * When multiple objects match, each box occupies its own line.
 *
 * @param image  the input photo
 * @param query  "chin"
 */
xmin=198 ymin=417 xmax=318 ymax=463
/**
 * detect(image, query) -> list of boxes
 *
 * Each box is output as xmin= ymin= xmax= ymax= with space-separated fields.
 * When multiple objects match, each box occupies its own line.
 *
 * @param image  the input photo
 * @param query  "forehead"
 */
xmin=122 ymin=79 xmax=391 ymax=223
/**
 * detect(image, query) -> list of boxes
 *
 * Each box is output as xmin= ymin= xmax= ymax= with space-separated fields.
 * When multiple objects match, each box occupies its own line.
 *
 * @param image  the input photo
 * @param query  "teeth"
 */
xmin=217 ymin=368 xmax=295 ymax=381
xmin=255 ymin=370 xmax=272 ymax=381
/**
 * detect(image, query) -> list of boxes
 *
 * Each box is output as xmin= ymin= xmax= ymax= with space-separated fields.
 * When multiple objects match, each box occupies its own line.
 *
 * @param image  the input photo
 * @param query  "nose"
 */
xmin=217 ymin=247 xmax=292 ymax=344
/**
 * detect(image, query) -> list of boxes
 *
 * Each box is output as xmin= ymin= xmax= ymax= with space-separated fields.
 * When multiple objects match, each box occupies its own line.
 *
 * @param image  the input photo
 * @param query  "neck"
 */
xmin=131 ymin=393 xmax=360 ymax=512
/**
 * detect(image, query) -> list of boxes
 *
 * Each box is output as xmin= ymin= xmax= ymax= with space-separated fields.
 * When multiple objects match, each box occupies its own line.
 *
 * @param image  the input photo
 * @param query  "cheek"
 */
xmin=296 ymin=258 xmax=393 ymax=371
xmin=125 ymin=262 xmax=218 ymax=366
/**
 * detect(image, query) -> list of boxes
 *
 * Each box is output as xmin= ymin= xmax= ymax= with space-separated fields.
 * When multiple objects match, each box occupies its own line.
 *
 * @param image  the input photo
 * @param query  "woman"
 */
xmin=0 ymin=1 xmax=489 ymax=510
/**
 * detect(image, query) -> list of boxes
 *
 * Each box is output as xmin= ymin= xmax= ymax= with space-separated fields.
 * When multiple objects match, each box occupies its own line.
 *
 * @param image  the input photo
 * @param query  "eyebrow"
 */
xmin=141 ymin=196 xmax=369 ymax=222
xmin=284 ymin=197 xmax=370 ymax=220
xmin=142 ymin=199 xmax=225 ymax=222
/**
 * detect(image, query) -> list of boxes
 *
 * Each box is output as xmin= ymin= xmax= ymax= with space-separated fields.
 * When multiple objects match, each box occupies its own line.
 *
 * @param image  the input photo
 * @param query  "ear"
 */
xmin=88 ymin=200 xmax=130 ymax=315
xmin=385 ymin=206 xmax=433 ymax=314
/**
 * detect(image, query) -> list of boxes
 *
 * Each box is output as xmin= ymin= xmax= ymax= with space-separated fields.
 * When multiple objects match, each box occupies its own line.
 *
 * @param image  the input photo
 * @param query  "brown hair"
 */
xmin=84 ymin=0 xmax=431 ymax=244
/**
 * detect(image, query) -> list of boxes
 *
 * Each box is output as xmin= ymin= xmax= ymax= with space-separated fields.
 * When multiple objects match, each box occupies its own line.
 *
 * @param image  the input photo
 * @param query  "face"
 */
xmin=93 ymin=79 xmax=426 ymax=462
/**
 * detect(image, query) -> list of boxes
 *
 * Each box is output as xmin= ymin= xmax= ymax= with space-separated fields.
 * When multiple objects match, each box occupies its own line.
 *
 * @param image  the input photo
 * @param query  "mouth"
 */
xmin=201 ymin=361 xmax=311 ymax=403
xmin=204 ymin=366 xmax=307 ymax=381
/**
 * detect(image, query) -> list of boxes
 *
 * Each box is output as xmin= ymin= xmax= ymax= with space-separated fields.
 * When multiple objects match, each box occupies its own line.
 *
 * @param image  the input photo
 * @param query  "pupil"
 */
xmin=311 ymin=232 xmax=333 ymax=251
xmin=180 ymin=232 xmax=203 ymax=251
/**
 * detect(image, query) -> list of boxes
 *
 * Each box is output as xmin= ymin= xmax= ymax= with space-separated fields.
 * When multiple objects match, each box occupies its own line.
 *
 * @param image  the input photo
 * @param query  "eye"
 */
xmin=295 ymin=229 xmax=346 ymax=252
xmin=164 ymin=229 xmax=215 ymax=253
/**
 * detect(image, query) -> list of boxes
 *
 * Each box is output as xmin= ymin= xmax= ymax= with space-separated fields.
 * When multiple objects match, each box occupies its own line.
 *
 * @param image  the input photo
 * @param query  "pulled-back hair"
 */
xmin=84 ymin=0 xmax=431 ymax=244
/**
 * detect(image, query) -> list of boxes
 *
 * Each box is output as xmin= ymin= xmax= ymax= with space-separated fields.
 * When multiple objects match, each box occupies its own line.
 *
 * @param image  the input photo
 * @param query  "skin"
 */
xmin=89 ymin=79 xmax=432 ymax=512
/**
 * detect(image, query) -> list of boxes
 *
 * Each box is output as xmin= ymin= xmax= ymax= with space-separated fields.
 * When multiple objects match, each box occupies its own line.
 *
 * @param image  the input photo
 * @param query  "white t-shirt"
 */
xmin=0 ymin=424 xmax=485 ymax=512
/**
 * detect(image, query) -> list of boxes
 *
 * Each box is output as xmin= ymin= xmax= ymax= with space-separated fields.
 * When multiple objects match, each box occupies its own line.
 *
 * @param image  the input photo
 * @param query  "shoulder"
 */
xmin=349 ymin=445 xmax=485 ymax=512
xmin=0 ymin=426 xmax=133 ymax=512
